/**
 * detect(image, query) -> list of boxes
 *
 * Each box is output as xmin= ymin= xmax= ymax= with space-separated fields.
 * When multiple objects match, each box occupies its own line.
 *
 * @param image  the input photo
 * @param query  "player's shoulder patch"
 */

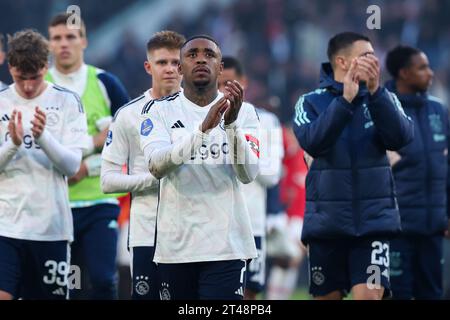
xmin=52 ymin=84 xmax=84 ymax=113
xmin=105 ymin=129 xmax=113 ymax=146
xmin=141 ymin=91 xmax=180 ymax=115
xmin=140 ymin=118 xmax=154 ymax=136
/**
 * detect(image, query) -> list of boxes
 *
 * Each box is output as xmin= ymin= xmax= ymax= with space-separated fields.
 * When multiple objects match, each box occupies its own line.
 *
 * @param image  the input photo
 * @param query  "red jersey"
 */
xmin=280 ymin=126 xmax=308 ymax=218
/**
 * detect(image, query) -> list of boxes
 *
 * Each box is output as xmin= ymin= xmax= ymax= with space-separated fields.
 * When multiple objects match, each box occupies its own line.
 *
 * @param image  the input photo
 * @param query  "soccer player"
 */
xmin=293 ymin=32 xmax=414 ymax=300
xmin=47 ymin=13 xmax=130 ymax=299
xmin=101 ymin=30 xmax=185 ymax=300
xmin=385 ymin=45 xmax=450 ymax=299
xmin=218 ymin=56 xmax=284 ymax=300
xmin=0 ymin=29 xmax=88 ymax=300
xmin=140 ymin=35 xmax=259 ymax=300
xmin=0 ymin=34 xmax=7 ymax=90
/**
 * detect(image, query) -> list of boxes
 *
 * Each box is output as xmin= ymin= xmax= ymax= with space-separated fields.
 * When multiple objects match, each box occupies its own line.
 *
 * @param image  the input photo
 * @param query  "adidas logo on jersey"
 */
xmin=52 ymin=287 xmax=66 ymax=296
xmin=234 ymin=286 xmax=244 ymax=297
xmin=171 ymin=120 xmax=185 ymax=129
xmin=0 ymin=114 xmax=10 ymax=122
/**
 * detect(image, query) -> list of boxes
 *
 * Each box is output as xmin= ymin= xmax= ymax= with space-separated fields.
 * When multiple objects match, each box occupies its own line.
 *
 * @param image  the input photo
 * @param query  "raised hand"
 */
xmin=356 ymin=54 xmax=380 ymax=95
xmin=343 ymin=58 xmax=360 ymax=103
xmin=200 ymin=97 xmax=229 ymax=133
xmin=223 ymin=80 xmax=244 ymax=125
xmin=30 ymin=106 xmax=46 ymax=139
xmin=8 ymin=110 xmax=24 ymax=146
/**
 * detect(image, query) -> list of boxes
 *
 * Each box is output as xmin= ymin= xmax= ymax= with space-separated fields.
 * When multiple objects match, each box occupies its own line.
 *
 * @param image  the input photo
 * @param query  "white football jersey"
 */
xmin=140 ymin=91 xmax=258 ymax=263
xmin=0 ymin=83 xmax=88 ymax=241
xmin=102 ymin=90 xmax=159 ymax=247
xmin=240 ymin=107 xmax=284 ymax=236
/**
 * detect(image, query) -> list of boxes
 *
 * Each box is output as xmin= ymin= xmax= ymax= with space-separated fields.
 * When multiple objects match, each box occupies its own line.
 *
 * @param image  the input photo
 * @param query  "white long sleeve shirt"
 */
xmin=101 ymin=90 xmax=159 ymax=247
xmin=140 ymin=91 xmax=259 ymax=263
xmin=0 ymin=83 xmax=88 ymax=241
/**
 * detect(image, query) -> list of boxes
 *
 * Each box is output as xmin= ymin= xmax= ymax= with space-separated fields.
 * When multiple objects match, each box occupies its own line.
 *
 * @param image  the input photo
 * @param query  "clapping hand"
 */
xmin=30 ymin=106 xmax=46 ymax=139
xmin=8 ymin=110 xmax=24 ymax=146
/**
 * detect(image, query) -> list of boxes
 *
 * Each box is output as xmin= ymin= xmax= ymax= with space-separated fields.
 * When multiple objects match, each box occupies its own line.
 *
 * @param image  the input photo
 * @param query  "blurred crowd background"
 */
xmin=1 ymin=0 xmax=449 ymax=123
xmin=1 ymin=0 xmax=449 ymax=298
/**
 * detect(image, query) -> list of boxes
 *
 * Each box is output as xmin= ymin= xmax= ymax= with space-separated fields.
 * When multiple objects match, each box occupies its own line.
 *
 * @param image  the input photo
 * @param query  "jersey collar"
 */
xmin=50 ymin=63 xmax=88 ymax=82
xmin=11 ymin=81 xmax=52 ymax=104
xmin=181 ymin=91 xmax=223 ymax=113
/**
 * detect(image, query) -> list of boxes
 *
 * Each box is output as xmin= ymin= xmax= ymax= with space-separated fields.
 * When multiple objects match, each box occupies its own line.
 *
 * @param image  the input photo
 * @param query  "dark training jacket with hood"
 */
xmin=293 ymin=63 xmax=414 ymax=243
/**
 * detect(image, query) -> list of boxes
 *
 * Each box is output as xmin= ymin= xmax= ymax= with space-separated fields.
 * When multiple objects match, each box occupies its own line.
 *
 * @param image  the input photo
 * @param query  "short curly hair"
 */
xmin=7 ymin=29 xmax=49 ymax=74
xmin=386 ymin=45 xmax=421 ymax=79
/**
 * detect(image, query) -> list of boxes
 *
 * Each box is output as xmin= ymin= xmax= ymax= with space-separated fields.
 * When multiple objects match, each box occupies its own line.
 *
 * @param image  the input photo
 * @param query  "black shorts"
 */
xmin=130 ymin=246 xmax=159 ymax=300
xmin=390 ymin=234 xmax=443 ymax=299
xmin=158 ymin=259 xmax=247 ymax=300
xmin=308 ymin=236 xmax=390 ymax=297
xmin=0 ymin=235 xmax=70 ymax=299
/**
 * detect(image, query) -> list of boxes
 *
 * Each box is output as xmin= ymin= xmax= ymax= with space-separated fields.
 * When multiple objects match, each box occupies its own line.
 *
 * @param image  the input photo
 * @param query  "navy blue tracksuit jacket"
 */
xmin=386 ymin=80 xmax=450 ymax=235
xmin=293 ymin=63 xmax=414 ymax=243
